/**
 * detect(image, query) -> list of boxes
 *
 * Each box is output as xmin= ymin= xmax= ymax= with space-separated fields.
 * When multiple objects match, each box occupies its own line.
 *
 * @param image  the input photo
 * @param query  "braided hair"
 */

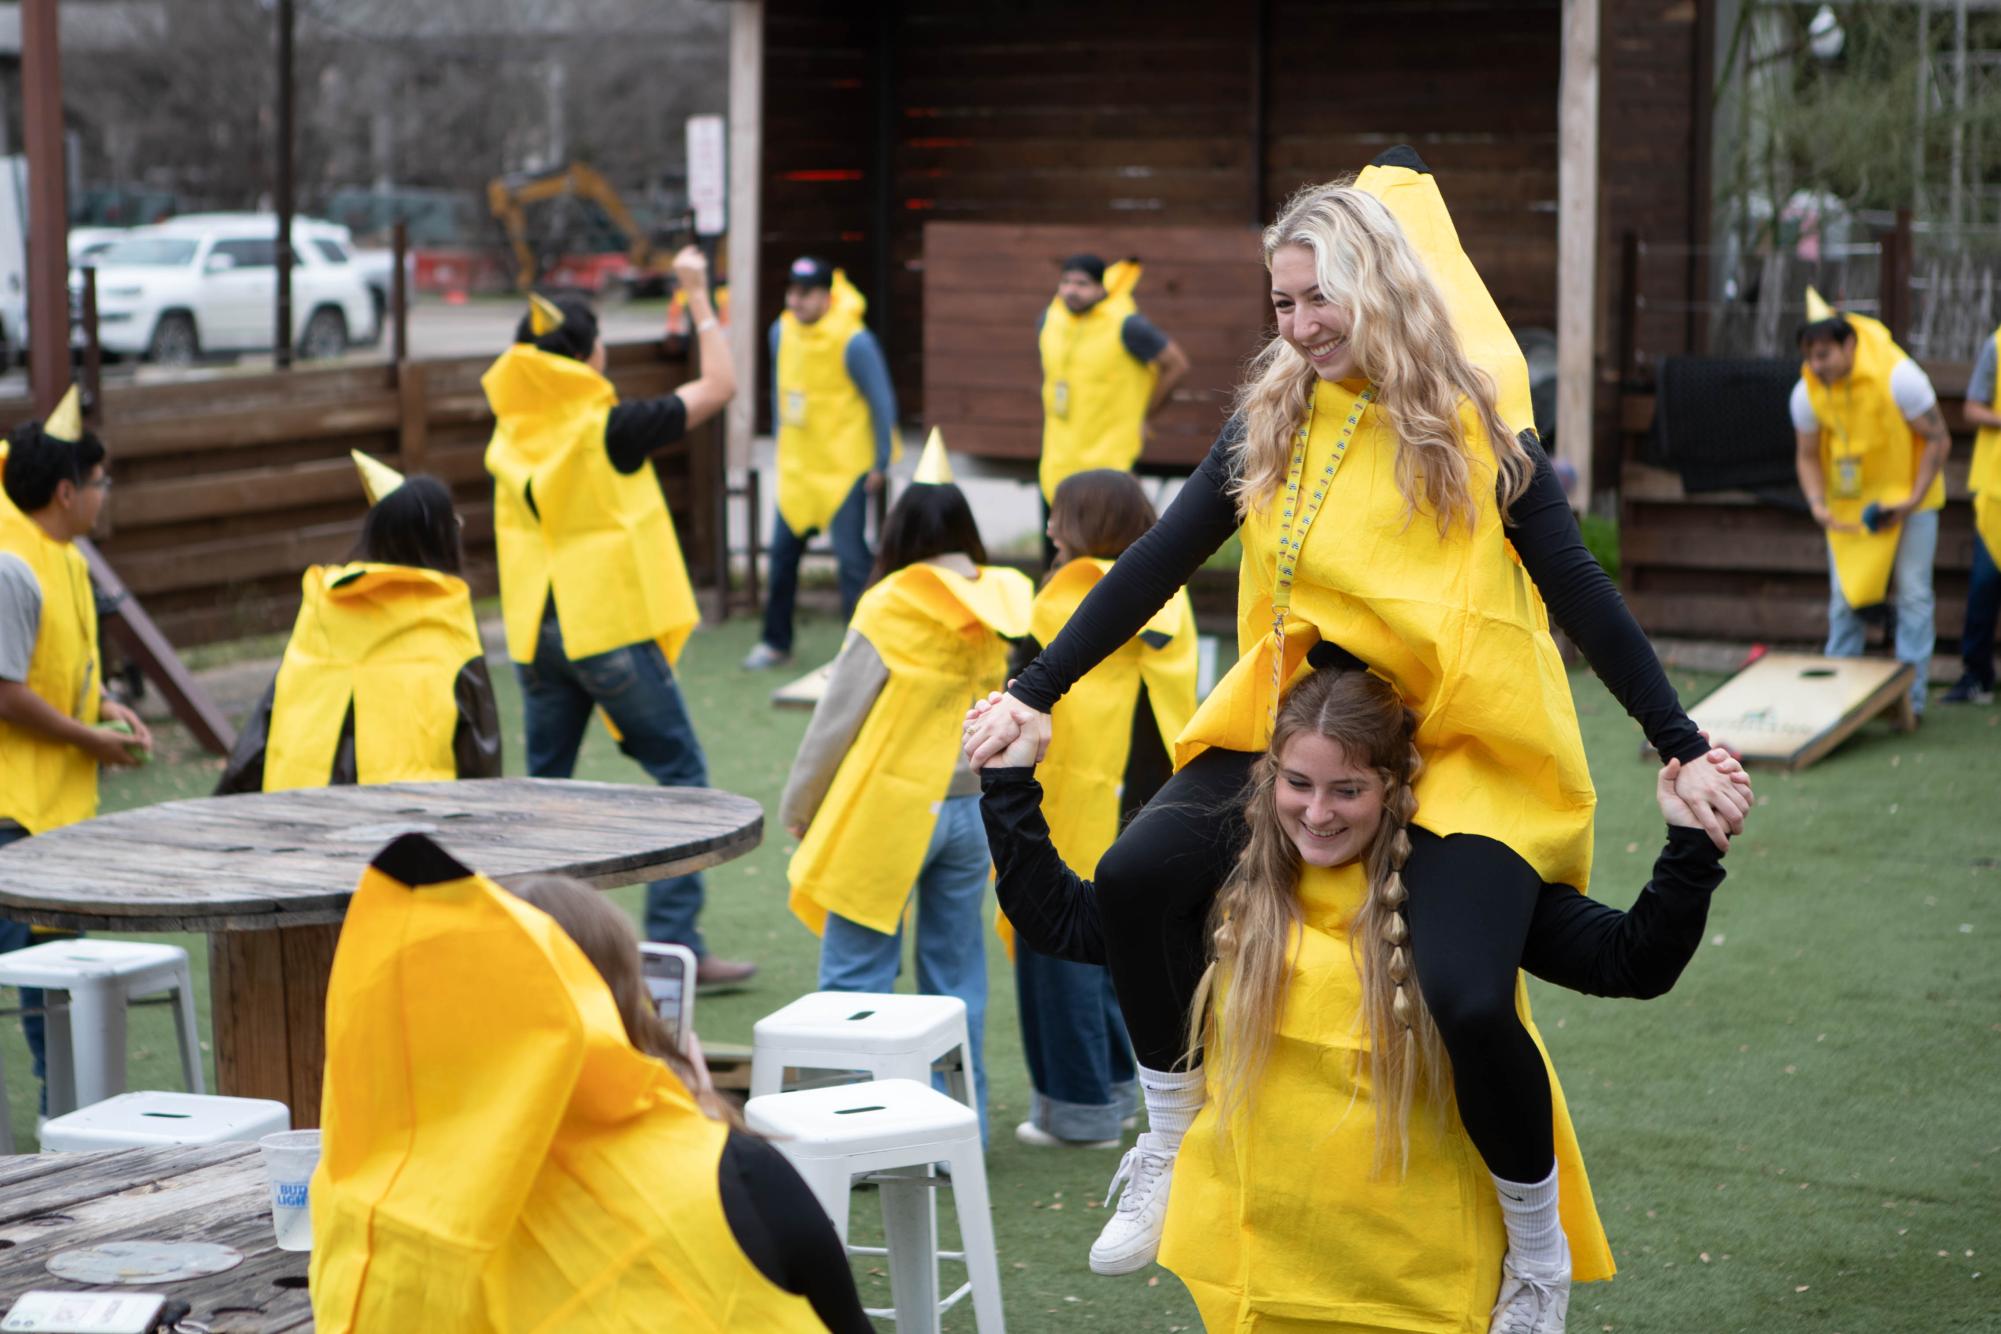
xmin=1186 ymin=663 xmax=1442 ymax=1172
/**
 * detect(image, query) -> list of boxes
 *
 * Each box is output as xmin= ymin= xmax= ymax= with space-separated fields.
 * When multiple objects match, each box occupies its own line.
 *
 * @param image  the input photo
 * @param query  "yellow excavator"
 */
xmin=487 ymin=162 xmax=669 ymax=293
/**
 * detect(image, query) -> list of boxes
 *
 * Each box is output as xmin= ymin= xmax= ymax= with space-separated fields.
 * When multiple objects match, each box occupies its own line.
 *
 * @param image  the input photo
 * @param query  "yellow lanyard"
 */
xmin=1269 ymin=384 xmax=1375 ymax=722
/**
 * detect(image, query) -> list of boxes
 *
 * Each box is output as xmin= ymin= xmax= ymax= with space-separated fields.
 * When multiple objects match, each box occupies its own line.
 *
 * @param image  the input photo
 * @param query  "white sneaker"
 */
xmin=1015 ymin=1120 xmax=1120 ymax=1151
xmin=1088 ymin=1131 xmax=1177 ymax=1275
xmin=1489 ymin=1252 xmax=1570 ymax=1333
xmin=741 ymin=642 xmax=792 ymax=671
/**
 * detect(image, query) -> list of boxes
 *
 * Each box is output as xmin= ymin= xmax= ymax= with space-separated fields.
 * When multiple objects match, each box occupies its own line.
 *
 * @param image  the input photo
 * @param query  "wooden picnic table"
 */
xmin=0 ymin=778 xmax=763 ymax=1126
xmin=0 ymin=1142 xmax=311 ymax=1332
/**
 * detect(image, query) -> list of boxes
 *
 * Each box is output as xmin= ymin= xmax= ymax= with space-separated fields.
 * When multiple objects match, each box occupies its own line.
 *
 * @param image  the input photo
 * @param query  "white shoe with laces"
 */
xmin=1489 ymin=1252 xmax=1570 ymax=1333
xmin=1088 ymin=1131 xmax=1177 ymax=1275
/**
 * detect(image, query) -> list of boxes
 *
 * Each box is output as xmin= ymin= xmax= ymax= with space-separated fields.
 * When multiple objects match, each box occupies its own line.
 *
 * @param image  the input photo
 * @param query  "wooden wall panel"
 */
xmin=922 ymin=221 xmax=1265 ymax=467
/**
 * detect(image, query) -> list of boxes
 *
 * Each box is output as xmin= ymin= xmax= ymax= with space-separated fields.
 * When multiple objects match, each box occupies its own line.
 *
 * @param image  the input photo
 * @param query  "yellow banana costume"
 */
xmin=1160 ymin=863 xmax=1612 ymax=1332
xmin=312 ymin=836 xmax=823 ymax=1332
xmin=1181 ymin=157 xmax=1594 ymax=896
xmin=996 ymin=559 xmax=1197 ymax=954
xmin=0 ymin=400 xmax=105 ymax=835
xmin=1039 ymin=260 xmax=1157 ymax=502
xmin=483 ymin=344 xmax=700 ymax=666
xmin=775 ymin=270 xmax=886 ymax=536
xmin=788 ymin=560 xmax=1033 ymax=935
xmin=262 ymin=563 xmax=484 ymax=791
xmin=1967 ymin=326 xmax=2001 ymax=566
xmin=1798 ymin=300 xmax=1947 ymax=609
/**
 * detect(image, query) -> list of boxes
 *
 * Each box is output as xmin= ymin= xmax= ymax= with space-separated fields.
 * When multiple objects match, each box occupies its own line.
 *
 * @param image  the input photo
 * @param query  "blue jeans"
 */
xmin=1826 ymin=507 xmax=1938 ymax=712
xmin=516 ymin=601 xmax=710 ymax=956
xmin=817 ymin=794 xmax=991 ymax=1140
xmin=1961 ymin=527 xmax=2000 ymax=689
xmin=761 ymin=475 xmax=872 ymax=654
xmin=1016 ymin=942 xmax=1137 ymax=1141
xmin=0 ymin=824 xmax=47 ymax=1115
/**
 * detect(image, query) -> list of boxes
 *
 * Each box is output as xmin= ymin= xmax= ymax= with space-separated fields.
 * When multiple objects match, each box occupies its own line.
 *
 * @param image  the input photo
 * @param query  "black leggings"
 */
xmin=1094 ymin=746 xmax=1555 ymax=1182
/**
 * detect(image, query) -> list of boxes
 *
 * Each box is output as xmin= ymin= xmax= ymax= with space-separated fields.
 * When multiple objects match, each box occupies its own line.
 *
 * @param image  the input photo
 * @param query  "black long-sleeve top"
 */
xmin=719 ymin=1131 xmax=871 ymax=1332
xmin=979 ymin=765 xmax=1726 ymax=1001
xmin=1010 ymin=422 xmax=1710 ymax=767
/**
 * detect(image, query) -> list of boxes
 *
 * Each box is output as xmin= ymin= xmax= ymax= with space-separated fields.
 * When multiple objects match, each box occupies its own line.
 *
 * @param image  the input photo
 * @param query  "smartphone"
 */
xmin=2 ymin=1291 xmax=168 ymax=1333
xmin=638 ymin=942 xmax=697 ymax=1054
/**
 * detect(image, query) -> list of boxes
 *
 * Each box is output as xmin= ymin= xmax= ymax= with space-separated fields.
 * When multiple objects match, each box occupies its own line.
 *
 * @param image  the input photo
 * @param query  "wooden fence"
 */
xmin=921 ymin=221 xmax=1266 ymax=469
xmin=1618 ymin=363 xmax=1982 ymax=648
xmin=0 ymin=343 xmax=722 ymax=647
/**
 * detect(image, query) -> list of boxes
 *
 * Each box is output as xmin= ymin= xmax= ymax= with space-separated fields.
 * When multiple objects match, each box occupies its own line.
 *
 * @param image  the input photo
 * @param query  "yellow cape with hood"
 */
xmin=1161 ymin=862 xmax=1613 ymax=1332
xmin=1798 ymin=310 xmax=1948 ymax=608
xmin=0 ymin=438 xmax=103 ymax=834
xmin=483 ymin=345 xmax=700 ymax=666
xmin=1039 ymin=259 xmax=1157 ymax=502
xmin=788 ymin=560 xmax=1033 ymax=936
xmin=311 ymin=835 xmax=823 ymax=1332
xmin=263 ymin=562 xmax=484 ymax=791
xmin=1967 ymin=325 xmax=2001 ymax=565
xmin=775 ymin=270 xmax=890 ymax=535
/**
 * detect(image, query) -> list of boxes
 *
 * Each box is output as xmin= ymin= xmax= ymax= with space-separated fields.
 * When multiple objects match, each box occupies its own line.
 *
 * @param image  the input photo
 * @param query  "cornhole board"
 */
xmin=1684 ymin=652 xmax=1916 ymax=770
xmin=771 ymin=660 xmax=836 ymax=710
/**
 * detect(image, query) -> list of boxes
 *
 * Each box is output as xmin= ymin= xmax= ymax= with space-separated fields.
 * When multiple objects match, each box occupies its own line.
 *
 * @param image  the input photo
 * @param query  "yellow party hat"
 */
xmin=45 ymin=384 xmax=83 ymax=443
xmin=1804 ymin=286 xmax=1837 ymax=323
xmin=912 ymin=427 xmax=954 ymax=485
xmin=529 ymin=293 xmax=566 ymax=337
xmin=351 ymin=449 xmax=407 ymax=505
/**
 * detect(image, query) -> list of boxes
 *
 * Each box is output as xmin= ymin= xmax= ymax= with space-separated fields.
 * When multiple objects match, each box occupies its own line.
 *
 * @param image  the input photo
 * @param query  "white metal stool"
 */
xmin=747 ymin=1078 xmax=1004 ymax=1333
xmin=750 ymin=991 xmax=974 ymax=1110
xmin=0 ymin=939 xmax=204 ymax=1117
xmin=38 ymin=1090 xmax=290 ymax=1152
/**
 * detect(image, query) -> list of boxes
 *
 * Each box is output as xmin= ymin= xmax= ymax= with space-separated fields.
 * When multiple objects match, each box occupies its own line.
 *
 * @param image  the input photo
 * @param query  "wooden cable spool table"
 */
xmin=0 ymin=778 xmax=763 ymax=1127
xmin=0 ymin=1143 xmax=312 ymax=1332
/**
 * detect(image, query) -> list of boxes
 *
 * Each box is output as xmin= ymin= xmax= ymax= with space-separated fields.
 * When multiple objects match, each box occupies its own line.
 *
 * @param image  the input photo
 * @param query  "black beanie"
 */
xmin=1060 ymin=253 xmax=1107 ymax=285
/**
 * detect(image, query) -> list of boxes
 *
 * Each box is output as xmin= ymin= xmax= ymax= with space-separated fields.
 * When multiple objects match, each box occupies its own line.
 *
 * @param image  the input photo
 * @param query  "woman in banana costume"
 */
xmin=312 ymin=835 xmax=867 ymax=1332
xmin=217 ymin=461 xmax=500 ymax=793
xmin=966 ymin=148 xmax=1751 ymax=1330
xmin=1011 ymin=468 xmax=1197 ymax=1149
xmin=980 ymin=665 xmax=1733 ymax=1330
xmin=780 ymin=432 xmax=1033 ymax=1137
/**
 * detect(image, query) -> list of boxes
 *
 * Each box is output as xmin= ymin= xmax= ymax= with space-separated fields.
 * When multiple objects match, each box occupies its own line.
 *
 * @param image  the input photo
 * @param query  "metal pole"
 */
xmin=274 ymin=0 xmax=295 ymax=368
xmin=1949 ymin=0 xmax=1968 ymax=229
xmin=1914 ymin=0 xmax=1930 ymax=219
xmin=391 ymin=218 xmax=409 ymax=366
xmin=80 ymin=266 xmax=102 ymax=420
xmin=20 ymin=0 xmax=68 ymax=413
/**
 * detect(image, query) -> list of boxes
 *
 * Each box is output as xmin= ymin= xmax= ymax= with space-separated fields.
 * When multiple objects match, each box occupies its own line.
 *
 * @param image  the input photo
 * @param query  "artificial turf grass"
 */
xmin=4 ymin=620 xmax=1996 ymax=1331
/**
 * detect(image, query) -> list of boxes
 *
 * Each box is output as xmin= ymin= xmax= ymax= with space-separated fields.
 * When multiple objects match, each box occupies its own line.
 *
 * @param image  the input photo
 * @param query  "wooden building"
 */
xmin=731 ymin=0 xmax=1712 ymax=489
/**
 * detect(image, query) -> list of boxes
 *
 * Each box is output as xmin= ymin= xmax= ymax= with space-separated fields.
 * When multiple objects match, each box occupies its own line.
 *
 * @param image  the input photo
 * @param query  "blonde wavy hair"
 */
xmin=1231 ymin=179 xmax=1531 ymax=532
xmin=1187 ymin=667 xmax=1447 ymax=1173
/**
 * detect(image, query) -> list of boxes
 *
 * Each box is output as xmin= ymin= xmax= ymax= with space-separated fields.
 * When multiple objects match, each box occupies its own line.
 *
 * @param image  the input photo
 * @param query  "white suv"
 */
xmin=76 ymin=213 xmax=378 ymax=364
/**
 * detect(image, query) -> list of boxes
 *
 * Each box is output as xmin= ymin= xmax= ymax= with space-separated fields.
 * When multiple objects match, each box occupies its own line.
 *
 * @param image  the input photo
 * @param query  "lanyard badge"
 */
xmin=1269 ymin=385 xmax=1375 ymax=724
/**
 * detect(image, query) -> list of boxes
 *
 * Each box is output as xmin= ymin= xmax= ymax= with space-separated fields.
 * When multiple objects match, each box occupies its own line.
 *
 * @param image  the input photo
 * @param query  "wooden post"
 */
xmin=725 ymin=0 xmax=764 ymax=478
xmin=1557 ymin=0 xmax=1601 ymax=506
xmin=390 ymin=219 xmax=409 ymax=369
xmin=273 ymin=0 xmax=296 ymax=369
xmin=1880 ymin=208 xmax=1913 ymax=345
xmin=397 ymin=360 xmax=429 ymax=476
xmin=80 ymin=267 xmax=102 ymax=427
xmin=20 ymin=0 xmax=68 ymax=414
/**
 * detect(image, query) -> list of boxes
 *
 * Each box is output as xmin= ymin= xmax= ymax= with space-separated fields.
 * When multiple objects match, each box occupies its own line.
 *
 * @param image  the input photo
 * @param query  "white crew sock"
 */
xmin=1135 ymin=1063 xmax=1206 ymax=1145
xmin=1493 ymin=1163 xmax=1568 ymax=1275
